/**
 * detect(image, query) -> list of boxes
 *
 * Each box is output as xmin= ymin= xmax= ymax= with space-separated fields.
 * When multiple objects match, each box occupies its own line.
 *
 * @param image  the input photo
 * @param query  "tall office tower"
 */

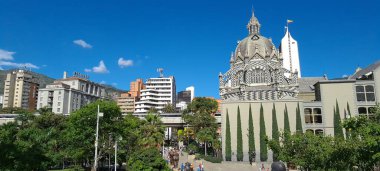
xmin=3 ymin=70 xmax=39 ymax=111
xmin=129 ymin=78 xmax=145 ymax=99
xmin=280 ymin=27 xmax=301 ymax=78
xmin=135 ymin=76 xmax=176 ymax=113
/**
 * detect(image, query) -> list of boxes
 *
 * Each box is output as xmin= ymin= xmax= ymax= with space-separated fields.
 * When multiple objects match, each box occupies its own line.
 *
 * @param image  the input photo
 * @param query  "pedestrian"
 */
xmin=173 ymin=150 xmax=180 ymax=168
xmin=190 ymin=163 xmax=194 ymax=171
xmin=181 ymin=163 xmax=185 ymax=171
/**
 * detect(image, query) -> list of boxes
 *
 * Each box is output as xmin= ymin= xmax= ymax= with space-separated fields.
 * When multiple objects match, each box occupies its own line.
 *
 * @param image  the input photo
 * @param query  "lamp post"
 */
xmin=93 ymin=105 xmax=103 ymax=171
xmin=115 ymin=136 xmax=122 ymax=171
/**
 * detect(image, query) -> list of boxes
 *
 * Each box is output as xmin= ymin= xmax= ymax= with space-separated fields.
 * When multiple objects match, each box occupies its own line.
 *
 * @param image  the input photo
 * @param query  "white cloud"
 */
xmin=118 ymin=58 xmax=133 ymax=68
xmin=112 ymin=82 xmax=118 ymax=86
xmin=0 ymin=49 xmax=15 ymax=60
xmin=73 ymin=39 xmax=92 ymax=48
xmin=0 ymin=49 xmax=39 ymax=69
xmin=100 ymin=81 xmax=106 ymax=84
xmin=0 ymin=61 xmax=39 ymax=69
xmin=85 ymin=60 xmax=109 ymax=73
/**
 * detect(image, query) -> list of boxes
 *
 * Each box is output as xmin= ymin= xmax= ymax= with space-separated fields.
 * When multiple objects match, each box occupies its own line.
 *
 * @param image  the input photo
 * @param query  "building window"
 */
xmin=59 ymin=91 xmax=62 ymax=95
xmin=315 ymin=129 xmax=324 ymax=135
xmin=58 ymin=96 xmax=61 ymax=101
xmin=304 ymin=108 xmax=322 ymax=124
xmin=58 ymin=102 xmax=61 ymax=106
xmin=304 ymin=108 xmax=312 ymax=124
xmin=358 ymin=107 xmax=367 ymax=115
xmin=57 ymin=108 xmax=60 ymax=112
xmin=356 ymin=85 xmax=375 ymax=102
xmin=358 ymin=106 xmax=376 ymax=119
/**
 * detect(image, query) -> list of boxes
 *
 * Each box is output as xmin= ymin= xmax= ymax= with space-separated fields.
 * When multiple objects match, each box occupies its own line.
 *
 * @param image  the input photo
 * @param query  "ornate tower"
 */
xmin=219 ymin=10 xmax=299 ymax=101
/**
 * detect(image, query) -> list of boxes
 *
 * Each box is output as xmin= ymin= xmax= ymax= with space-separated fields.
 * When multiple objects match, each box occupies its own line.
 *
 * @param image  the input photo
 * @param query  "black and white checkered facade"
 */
xmin=219 ymin=12 xmax=299 ymax=101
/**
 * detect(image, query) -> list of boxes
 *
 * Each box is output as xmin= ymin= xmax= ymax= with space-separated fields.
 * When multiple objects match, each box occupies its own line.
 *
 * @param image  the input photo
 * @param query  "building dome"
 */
xmin=230 ymin=11 xmax=279 ymax=64
xmin=234 ymin=34 xmax=277 ymax=61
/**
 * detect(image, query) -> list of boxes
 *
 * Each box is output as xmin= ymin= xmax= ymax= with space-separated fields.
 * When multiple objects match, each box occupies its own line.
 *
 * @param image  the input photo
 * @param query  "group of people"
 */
xmin=164 ymin=146 xmax=204 ymax=171
xmin=165 ymin=148 xmax=180 ymax=168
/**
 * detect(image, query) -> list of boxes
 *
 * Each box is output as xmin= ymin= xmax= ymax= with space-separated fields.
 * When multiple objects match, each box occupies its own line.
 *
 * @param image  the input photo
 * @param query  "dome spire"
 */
xmin=247 ymin=7 xmax=261 ymax=35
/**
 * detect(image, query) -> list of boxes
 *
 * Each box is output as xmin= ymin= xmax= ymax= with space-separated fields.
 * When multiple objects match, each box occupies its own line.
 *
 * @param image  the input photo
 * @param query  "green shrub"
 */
xmin=196 ymin=154 xmax=223 ymax=163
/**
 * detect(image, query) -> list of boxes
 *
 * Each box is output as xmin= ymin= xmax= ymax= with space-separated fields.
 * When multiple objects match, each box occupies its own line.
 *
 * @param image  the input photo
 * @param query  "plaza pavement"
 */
xmin=171 ymin=152 xmax=274 ymax=171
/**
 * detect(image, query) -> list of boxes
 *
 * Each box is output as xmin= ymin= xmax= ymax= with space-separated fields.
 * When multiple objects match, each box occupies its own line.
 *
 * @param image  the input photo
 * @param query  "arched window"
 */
xmin=306 ymin=129 xmax=314 ymax=134
xmin=358 ymin=107 xmax=367 ymax=115
xmin=315 ymin=129 xmax=324 ymax=135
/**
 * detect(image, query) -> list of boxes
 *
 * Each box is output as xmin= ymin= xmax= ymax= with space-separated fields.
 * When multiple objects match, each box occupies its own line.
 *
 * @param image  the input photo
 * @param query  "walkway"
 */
xmin=171 ymin=152 xmax=274 ymax=171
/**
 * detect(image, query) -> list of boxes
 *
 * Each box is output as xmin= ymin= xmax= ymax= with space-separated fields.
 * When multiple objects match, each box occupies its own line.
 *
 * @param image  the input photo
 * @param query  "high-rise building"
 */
xmin=117 ymin=93 xmax=136 ymax=114
xmin=37 ymin=72 xmax=106 ymax=114
xmin=177 ymin=90 xmax=191 ymax=103
xmin=3 ymin=70 xmax=39 ymax=111
xmin=129 ymin=78 xmax=145 ymax=99
xmin=135 ymin=76 xmax=176 ymax=113
xmin=280 ymin=27 xmax=301 ymax=78
xmin=176 ymin=86 xmax=195 ymax=111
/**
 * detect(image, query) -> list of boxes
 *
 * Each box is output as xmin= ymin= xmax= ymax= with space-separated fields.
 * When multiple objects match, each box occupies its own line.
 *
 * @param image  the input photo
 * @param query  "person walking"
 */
xmin=181 ymin=163 xmax=185 ymax=171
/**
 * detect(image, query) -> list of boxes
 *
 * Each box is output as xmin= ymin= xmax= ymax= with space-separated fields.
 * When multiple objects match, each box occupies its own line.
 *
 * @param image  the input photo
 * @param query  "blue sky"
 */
xmin=0 ymin=0 xmax=379 ymax=98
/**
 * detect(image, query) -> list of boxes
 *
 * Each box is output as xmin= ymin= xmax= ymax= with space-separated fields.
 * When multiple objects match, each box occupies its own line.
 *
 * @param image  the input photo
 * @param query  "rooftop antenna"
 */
xmin=157 ymin=68 xmax=164 ymax=78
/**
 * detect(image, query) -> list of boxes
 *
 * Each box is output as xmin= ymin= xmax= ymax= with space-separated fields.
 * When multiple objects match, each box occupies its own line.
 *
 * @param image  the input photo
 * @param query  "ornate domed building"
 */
xmin=219 ymin=11 xmax=299 ymax=101
xmin=219 ymin=6 xmax=380 ymax=164
xmin=219 ymin=10 xmax=304 ymax=162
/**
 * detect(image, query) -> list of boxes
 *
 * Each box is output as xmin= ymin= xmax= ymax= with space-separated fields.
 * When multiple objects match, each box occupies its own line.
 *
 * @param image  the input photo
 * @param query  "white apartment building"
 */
xmin=37 ymin=72 xmax=106 ymax=114
xmin=3 ymin=70 xmax=39 ymax=110
xmin=135 ymin=76 xmax=176 ymax=113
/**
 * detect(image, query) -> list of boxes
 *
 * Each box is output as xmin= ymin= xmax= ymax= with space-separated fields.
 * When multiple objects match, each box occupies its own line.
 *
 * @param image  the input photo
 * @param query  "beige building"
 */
xmin=3 ymin=70 xmax=39 ymax=111
xmin=117 ymin=93 xmax=136 ymax=114
xmin=37 ymin=72 xmax=106 ymax=114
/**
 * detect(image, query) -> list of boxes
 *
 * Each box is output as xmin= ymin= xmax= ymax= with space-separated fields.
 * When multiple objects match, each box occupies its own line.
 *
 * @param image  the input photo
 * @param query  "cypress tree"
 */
xmin=225 ymin=109 xmax=231 ymax=161
xmin=346 ymin=102 xmax=352 ymax=138
xmin=237 ymin=106 xmax=243 ymax=161
xmin=347 ymin=102 xmax=352 ymax=117
xmin=272 ymin=103 xmax=279 ymax=161
xmin=259 ymin=104 xmax=267 ymax=161
xmin=334 ymin=100 xmax=344 ymax=138
xmin=248 ymin=104 xmax=255 ymax=162
xmin=296 ymin=102 xmax=303 ymax=133
xmin=284 ymin=104 xmax=290 ymax=133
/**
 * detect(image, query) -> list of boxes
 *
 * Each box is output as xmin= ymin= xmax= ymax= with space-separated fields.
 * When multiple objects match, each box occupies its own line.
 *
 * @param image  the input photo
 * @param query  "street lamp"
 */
xmin=115 ymin=136 xmax=122 ymax=171
xmin=93 ymin=105 xmax=103 ymax=171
